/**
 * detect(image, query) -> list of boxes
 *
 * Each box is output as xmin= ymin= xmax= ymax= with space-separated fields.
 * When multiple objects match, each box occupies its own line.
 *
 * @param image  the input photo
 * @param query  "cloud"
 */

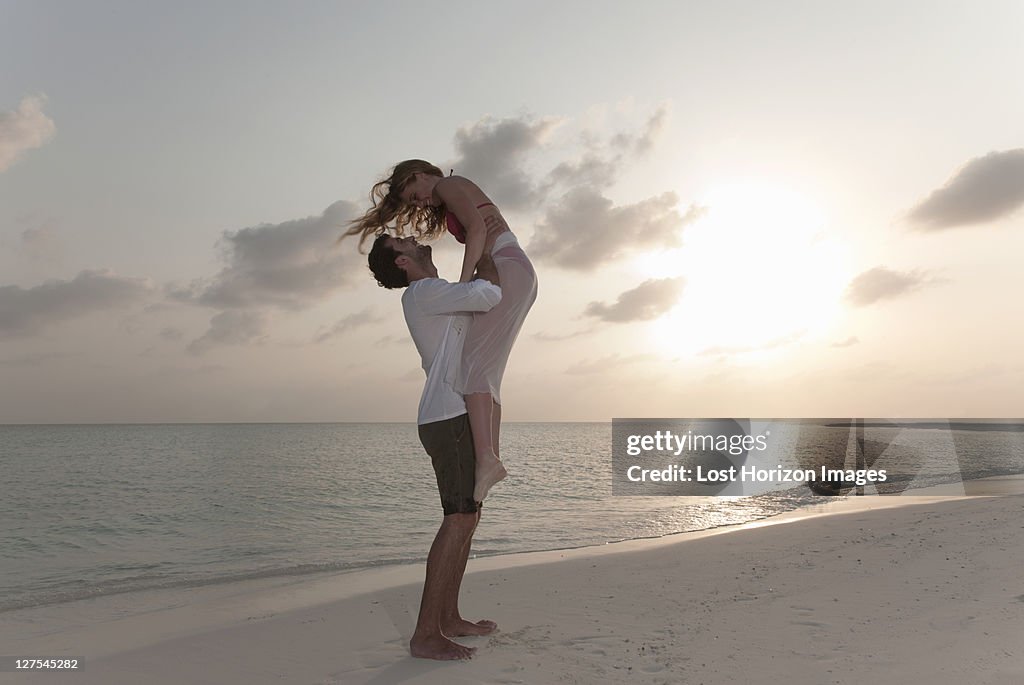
xmin=907 ymin=149 xmax=1024 ymax=230
xmin=187 ymin=310 xmax=268 ymax=355
xmin=167 ymin=200 xmax=361 ymax=311
xmin=166 ymin=199 xmax=406 ymax=354
xmin=19 ymin=217 xmax=62 ymax=262
xmin=526 ymin=104 xmax=702 ymax=275
xmin=373 ymin=334 xmax=412 ymax=347
xmin=0 ymin=215 xmax=63 ymax=264
xmin=313 ymin=308 xmax=383 ymax=343
xmin=544 ymin=153 xmax=619 ymax=191
xmin=566 ymin=353 xmax=655 ymax=375
xmin=446 ymin=105 xmax=670 ymax=212
xmin=398 ymin=368 xmax=424 ymax=383
xmin=698 ymin=331 xmax=805 ymax=358
xmin=542 ymin=103 xmax=670 ymax=193
xmin=609 ymin=104 xmax=669 ymax=156
xmin=844 ymin=267 xmax=930 ymax=306
xmin=533 ymin=327 xmax=596 ymax=342
xmin=584 ymin=277 xmax=685 ymax=322
xmin=152 ymin=363 xmax=227 ymax=378
xmin=447 ymin=115 xmax=560 ymax=211
xmin=0 ymin=352 xmax=68 ymax=368
xmin=0 ymin=95 xmax=56 ymax=172
xmin=529 ymin=188 xmax=701 ymax=270
xmin=831 ymin=336 xmax=860 ymax=348
xmin=0 ymin=269 xmax=154 ymax=337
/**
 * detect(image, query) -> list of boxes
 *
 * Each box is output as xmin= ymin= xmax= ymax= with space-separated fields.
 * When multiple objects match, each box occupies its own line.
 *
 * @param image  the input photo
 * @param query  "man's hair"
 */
xmin=367 ymin=234 xmax=409 ymax=289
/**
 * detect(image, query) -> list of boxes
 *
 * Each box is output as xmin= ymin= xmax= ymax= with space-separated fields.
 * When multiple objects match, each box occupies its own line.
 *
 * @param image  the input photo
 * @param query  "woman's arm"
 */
xmin=435 ymin=177 xmax=488 ymax=283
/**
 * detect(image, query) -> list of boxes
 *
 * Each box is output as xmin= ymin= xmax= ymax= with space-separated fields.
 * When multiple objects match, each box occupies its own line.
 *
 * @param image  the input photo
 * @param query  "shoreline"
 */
xmin=3 ymin=476 xmax=1022 ymax=683
xmin=6 ymin=473 xmax=1018 ymax=617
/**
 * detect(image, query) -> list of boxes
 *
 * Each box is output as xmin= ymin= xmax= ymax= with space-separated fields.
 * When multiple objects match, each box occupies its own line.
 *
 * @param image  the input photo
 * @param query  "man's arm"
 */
xmin=416 ymin=211 xmax=508 ymax=314
xmin=415 ymin=279 xmax=501 ymax=316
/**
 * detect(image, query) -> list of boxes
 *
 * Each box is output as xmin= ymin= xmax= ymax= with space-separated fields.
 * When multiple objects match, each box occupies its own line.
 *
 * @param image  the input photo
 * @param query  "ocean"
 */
xmin=3 ymin=421 xmax=1022 ymax=614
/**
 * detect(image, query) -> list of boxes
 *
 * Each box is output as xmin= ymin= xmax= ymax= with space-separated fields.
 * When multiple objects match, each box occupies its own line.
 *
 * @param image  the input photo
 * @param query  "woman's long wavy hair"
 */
xmin=340 ymin=160 xmax=448 ymax=249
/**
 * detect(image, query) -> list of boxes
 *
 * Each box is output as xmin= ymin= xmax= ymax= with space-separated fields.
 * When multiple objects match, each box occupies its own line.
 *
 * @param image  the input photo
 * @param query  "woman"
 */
xmin=346 ymin=160 xmax=538 ymax=502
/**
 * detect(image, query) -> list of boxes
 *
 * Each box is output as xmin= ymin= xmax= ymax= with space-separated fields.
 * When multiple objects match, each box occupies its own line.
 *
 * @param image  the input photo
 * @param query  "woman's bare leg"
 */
xmin=492 ymin=400 xmax=501 ymax=457
xmin=466 ymin=392 xmax=506 ymax=502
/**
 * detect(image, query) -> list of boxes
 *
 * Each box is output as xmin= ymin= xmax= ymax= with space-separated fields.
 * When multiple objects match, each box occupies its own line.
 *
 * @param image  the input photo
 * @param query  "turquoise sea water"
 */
xmin=2 ymin=421 xmax=1022 ymax=613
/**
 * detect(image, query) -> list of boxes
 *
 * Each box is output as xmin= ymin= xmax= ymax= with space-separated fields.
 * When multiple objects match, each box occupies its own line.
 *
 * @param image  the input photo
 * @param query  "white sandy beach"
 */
xmin=4 ymin=480 xmax=1023 ymax=685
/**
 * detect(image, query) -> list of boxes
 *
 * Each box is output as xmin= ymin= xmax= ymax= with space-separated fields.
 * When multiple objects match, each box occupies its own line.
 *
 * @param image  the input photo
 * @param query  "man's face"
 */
xmin=388 ymin=235 xmax=431 ymax=268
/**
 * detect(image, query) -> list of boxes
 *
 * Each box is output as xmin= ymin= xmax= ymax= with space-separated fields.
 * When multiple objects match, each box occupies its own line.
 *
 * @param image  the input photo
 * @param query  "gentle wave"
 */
xmin=2 ymin=422 xmax=1022 ymax=614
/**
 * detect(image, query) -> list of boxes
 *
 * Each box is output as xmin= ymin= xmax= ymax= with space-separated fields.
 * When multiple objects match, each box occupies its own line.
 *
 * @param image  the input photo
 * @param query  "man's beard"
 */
xmin=413 ymin=244 xmax=432 ymax=269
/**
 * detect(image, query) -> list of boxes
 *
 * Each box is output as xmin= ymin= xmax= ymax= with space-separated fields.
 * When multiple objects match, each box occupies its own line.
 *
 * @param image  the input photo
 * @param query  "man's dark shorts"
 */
xmin=418 ymin=413 xmax=480 ymax=516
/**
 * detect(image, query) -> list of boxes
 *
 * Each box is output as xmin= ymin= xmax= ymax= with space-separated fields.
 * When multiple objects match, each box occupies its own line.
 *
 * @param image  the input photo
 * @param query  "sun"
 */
xmin=641 ymin=180 xmax=852 ymax=359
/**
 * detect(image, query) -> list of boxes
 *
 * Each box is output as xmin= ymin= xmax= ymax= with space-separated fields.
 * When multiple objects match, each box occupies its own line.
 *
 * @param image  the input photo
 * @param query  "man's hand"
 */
xmin=473 ymin=252 xmax=500 ymax=287
xmin=474 ymin=213 xmax=506 ymax=284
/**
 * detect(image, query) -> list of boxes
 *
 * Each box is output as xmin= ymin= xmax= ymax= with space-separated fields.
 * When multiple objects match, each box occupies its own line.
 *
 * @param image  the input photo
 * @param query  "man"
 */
xmin=367 ymin=233 xmax=501 ymax=661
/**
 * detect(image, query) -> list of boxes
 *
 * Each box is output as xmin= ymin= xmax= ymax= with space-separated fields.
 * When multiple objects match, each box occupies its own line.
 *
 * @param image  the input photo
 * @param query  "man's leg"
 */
xmin=440 ymin=509 xmax=497 ymax=636
xmin=410 ymin=512 xmax=478 ymax=660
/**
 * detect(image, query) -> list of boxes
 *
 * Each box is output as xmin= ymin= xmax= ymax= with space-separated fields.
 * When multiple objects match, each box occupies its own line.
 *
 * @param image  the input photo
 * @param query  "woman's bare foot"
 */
xmin=474 ymin=452 xmax=507 ymax=502
xmin=441 ymin=618 xmax=498 ymax=637
xmin=409 ymin=633 xmax=476 ymax=660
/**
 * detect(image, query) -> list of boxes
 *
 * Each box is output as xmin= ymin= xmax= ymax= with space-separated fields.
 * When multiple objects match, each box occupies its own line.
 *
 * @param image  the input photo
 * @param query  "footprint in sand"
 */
xmin=561 ymin=634 xmax=623 ymax=656
xmin=789 ymin=605 xmax=828 ymax=628
xmin=358 ymin=638 xmax=406 ymax=669
xmin=487 ymin=625 xmax=551 ymax=650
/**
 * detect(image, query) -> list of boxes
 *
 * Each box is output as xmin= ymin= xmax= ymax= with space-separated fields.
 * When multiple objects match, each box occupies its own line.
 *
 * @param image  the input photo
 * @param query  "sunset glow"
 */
xmin=646 ymin=182 xmax=852 ymax=359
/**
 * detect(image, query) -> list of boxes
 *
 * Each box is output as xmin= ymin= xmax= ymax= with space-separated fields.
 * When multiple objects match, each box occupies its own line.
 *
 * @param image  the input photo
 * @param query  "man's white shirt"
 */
xmin=401 ymin=278 xmax=502 ymax=425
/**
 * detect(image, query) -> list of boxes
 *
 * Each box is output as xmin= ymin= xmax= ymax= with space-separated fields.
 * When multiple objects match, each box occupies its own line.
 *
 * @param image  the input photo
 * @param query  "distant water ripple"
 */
xmin=1 ymin=422 xmax=1021 ymax=612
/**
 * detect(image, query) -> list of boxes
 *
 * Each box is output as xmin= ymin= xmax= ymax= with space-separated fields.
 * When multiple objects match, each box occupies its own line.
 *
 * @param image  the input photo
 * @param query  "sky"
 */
xmin=1 ymin=0 xmax=1023 ymax=423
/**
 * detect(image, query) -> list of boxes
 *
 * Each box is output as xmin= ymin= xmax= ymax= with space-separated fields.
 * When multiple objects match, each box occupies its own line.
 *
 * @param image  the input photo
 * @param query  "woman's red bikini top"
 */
xmin=445 ymin=202 xmax=496 ymax=244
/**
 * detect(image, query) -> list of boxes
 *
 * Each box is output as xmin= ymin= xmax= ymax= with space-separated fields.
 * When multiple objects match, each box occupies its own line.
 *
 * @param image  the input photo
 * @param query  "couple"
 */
xmin=346 ymin=160 xmax=538 ymax=660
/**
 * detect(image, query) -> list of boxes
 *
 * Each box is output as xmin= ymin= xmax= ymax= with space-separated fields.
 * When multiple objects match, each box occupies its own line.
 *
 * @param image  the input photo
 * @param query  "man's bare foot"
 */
xmin=441 ymin=618 xmax=498 ymax=637
xmin=474 ymin=453 xmax=507 ymax=502
xmin=409 ymin=634 xmax=476 ymax=660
